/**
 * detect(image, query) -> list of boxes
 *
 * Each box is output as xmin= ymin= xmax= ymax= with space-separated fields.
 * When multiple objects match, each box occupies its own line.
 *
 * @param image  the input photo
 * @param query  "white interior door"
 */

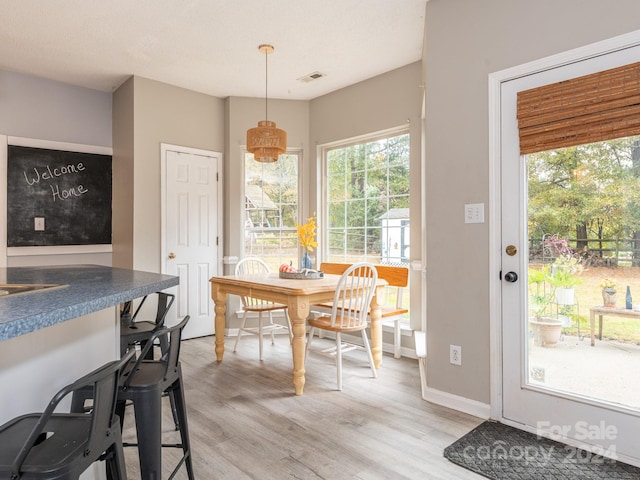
xmin=162 ymin=144 xmax=222 ymax=339
xmin=500 ymin=44 xmax=640 ymax=466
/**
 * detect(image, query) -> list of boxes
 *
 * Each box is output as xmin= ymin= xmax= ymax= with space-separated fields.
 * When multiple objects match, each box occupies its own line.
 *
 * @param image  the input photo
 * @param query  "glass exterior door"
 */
xmin=500 ymin=46 xmax=640 ymax=465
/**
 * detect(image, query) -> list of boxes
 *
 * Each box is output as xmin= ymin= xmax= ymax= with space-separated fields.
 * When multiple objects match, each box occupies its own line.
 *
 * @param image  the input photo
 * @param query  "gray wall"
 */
xmin=0 ymin=70 xmax=111 ymax=146
xmin=112 ymin=76 xmax=225 ymax=273
xmin=424 ymin=0 xmax=640 ymax=404
xmin=0 ymin=70 xmax=112 ymax=267
xmin=112 ymin=77 xmax=135 ymax=269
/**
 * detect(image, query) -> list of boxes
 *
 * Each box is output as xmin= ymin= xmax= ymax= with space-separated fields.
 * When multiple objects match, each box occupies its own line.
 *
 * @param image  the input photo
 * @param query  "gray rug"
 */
xmin=444 ymin=421 xmax=640 ymax=479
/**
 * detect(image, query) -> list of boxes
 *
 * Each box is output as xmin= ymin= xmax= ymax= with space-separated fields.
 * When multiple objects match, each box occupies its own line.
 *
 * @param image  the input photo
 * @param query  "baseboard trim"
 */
xmin=422 ymin=386 xmax=491 ymax=419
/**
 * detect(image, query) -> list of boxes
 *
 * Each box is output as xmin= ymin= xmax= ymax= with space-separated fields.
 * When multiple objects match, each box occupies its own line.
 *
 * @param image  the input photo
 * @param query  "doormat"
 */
xmin=444 ymin=421 xmax=640 ymax=480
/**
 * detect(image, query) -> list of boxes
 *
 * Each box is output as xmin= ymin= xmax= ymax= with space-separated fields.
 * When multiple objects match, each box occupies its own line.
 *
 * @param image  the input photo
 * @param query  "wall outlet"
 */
xmin=450 ymin=344 xmax=462 ymax=366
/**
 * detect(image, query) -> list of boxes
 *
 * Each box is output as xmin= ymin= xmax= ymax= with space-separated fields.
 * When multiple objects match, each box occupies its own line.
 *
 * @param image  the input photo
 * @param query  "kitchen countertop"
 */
xmin=0 ymin=265 xmax=178 ymax=341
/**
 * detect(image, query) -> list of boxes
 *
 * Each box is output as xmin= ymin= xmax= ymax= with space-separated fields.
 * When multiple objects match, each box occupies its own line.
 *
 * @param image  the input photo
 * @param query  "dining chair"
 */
xmin=233 ymin=257 xmax=292 ymax=360
xmin=305 ymin=262 xmax=378 ymax=391
xmin=314 ymin=262 xmax=409 ymax=358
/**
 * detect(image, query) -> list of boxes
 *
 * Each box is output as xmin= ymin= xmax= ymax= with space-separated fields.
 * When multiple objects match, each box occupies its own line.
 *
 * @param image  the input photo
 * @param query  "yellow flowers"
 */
xmin=600 ymin=278 xmax=616 ymax=290
xmin=296 ymin=214 xmax=318 ymax=251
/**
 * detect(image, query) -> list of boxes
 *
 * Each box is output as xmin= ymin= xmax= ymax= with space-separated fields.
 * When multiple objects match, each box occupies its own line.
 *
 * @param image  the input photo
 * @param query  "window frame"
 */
xmin=319 ymin=126 xmax=411 ymax=267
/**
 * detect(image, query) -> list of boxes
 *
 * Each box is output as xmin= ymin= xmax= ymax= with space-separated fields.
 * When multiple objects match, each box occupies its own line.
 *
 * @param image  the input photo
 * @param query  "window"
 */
xmin=243 ymin=151 xmax=300 ymax=272
xmin=324 ymin=132 xmax=410 ymax=266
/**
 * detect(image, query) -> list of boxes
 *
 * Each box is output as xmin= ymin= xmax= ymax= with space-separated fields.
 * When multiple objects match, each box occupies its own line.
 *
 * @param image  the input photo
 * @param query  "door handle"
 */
xmin=504 ymin=271 xmax=518 ymax=283
xmin=168 ymin=252 xmax=176 ymax=259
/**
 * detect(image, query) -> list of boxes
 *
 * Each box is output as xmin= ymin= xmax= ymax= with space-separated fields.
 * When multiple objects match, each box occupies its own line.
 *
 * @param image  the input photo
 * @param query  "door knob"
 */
xmin=168 ymin=252 xmax=176 ymax=259
xmin=504 ymin=271 xmax=518 ymax=283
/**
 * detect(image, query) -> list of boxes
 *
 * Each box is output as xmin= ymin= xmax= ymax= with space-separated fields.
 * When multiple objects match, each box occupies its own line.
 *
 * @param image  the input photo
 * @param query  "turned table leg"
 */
xmin=369 ymin=285 xmax=384 ymax=368
xmin=288 ymin=295 xmax=310 ymax=395
xmin=211 ymin=284 xmax=227 ymax=362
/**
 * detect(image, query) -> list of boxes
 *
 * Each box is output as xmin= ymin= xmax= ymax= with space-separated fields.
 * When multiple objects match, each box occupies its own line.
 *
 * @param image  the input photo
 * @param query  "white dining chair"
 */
xmin=305 ymin=262 xmax=378 ymax=390
xmin=233 ymin=257 xmax=292 ymax=360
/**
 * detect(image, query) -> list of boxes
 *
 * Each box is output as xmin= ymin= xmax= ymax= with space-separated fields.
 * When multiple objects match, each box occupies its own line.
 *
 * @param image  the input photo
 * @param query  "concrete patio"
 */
xmin=529 ymin=334 xmax=640 ymax=410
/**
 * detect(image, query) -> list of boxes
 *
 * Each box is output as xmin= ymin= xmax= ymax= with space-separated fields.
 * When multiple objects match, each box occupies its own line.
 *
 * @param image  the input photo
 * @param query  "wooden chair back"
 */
xmin=320 ymin=262 xmax=408 ymax=308
xmin=235 ymin=257 xmax=275 ymax=309
xmin=330 ymin=263 xmax=378 ymax=329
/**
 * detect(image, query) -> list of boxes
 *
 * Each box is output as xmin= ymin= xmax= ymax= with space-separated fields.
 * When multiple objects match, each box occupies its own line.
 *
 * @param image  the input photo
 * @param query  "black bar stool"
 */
xmin=117 ymin=315 xmax=193 ymax=480
xmin=120 ymin=292 xmax=180 ymax=430
xmin=0 ymin=350 xmax=135 ymax=480
xmin=120 ymin=292 xmax=175 ymax=358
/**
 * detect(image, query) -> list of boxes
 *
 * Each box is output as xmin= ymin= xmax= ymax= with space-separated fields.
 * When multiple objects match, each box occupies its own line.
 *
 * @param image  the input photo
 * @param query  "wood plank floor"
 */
xmin=121 ymin=334 xmax=485 ymax=479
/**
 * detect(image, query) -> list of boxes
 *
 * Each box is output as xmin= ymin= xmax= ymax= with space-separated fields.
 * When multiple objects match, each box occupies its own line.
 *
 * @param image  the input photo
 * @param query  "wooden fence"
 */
xmin=529 ymin=237 xmax=640 ymax=266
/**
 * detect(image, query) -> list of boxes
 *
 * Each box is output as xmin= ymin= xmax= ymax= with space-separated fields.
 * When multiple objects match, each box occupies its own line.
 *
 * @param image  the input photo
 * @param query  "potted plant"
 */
xmin=599 ymin=278 xmax=617 ymax=307
xmin=548 ymin=256 xmax=582 ymax=306
xmin=528 ymin=266 xmax=563 ymax=347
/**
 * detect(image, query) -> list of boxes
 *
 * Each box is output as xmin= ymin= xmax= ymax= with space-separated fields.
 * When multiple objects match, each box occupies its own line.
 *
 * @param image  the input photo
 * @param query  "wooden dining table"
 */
xmin=209 ymin=272 xmax=386 ymax=395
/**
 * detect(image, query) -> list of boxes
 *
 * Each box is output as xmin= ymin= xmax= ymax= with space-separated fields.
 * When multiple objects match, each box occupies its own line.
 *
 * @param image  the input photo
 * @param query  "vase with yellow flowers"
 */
xmin=600 ymin=278 xmax=617 ymax=307
xmin=296 ymin=214 xmax=318 ymax=270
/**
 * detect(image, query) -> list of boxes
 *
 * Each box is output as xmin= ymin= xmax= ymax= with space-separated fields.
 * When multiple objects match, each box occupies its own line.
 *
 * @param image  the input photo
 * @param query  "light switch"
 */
xmin=464 ymin=203 xmax=484 ymax=224
xmin=34 ymin=217 xmax=45 ymax=231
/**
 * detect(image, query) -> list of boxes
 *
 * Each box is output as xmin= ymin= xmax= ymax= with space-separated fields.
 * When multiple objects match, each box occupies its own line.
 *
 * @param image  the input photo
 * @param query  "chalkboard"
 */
xmin=7 ymin=145 xmax=112 ymax=247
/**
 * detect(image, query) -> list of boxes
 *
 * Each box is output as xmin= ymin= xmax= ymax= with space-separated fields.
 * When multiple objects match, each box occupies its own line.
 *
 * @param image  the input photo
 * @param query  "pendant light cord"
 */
xmin=264 ymin=48 xmax=268 ymax=121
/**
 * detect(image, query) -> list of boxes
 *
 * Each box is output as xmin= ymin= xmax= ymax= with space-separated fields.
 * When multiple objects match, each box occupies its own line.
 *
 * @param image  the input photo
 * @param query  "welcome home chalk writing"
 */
xmin=49 ymin=184 xmax=89 ymax=201
xmin=22 ymin=162 xmax=89 ymax=201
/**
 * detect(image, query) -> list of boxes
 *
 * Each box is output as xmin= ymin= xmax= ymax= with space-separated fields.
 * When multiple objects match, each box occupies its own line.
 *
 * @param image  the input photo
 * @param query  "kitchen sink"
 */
xmin=0 ymin=284 xmax=65 ymax=297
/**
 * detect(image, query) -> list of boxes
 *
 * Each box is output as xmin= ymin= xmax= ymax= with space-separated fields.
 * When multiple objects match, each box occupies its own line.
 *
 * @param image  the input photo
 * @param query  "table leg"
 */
xmin=590 ymin=310 xmax=595 ymax=346
xmin=287 ymin=296 xmax=309 ymax=395
xmin=598 ymin=314 xmax=603 ymax=340
xmin=211 ymin=284 xmax=227 ymax=362
xmin=369 ymin=285 xmax=384 ymax=368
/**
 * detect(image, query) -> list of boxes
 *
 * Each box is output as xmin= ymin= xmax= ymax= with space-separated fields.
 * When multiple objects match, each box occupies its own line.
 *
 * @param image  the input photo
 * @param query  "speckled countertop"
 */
xmin=0 ymin=265 xmax=178 ymax=341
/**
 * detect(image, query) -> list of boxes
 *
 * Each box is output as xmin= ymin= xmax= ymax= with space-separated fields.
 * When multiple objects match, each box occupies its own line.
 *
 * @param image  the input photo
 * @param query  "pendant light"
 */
xmin=246 ymin=44 xmax=287 ymax=163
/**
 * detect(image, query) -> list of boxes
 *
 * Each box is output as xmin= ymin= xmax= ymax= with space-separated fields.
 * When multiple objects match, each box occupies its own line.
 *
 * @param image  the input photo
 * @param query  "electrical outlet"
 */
xmin=450 ymin=345 xmax=462 ymax=366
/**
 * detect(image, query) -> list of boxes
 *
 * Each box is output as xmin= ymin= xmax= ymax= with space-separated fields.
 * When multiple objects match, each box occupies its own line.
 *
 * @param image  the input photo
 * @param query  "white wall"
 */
xmin=424 ymin=0 xmax=640 ymax=405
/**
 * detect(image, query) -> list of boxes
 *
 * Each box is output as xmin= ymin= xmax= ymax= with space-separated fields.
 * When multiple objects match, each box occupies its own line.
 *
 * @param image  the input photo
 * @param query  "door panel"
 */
xmin=500 ymin=45 xmax=640 ymax=465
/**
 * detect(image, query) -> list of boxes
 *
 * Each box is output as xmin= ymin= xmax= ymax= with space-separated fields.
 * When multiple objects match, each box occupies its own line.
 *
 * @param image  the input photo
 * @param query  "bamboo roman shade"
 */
xmin=517 ymin=61 xmax=640 ymax=155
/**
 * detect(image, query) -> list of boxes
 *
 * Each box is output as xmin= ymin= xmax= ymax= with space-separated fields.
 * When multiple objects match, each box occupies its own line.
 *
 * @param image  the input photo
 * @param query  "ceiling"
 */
xmin=0 ymin=0 xmax=427 ymax=100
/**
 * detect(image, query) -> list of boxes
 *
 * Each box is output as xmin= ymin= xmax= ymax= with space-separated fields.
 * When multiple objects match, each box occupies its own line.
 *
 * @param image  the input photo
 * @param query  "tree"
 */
xmin=326 ymin=134 xmax=410 ymax=259
xmin=528 ymin=135 xmax=640 ymax=261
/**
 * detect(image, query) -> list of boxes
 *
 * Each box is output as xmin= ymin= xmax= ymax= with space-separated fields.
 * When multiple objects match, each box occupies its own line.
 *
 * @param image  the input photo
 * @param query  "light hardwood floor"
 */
xmin=121 ymin=334 xmax=484 ymax=479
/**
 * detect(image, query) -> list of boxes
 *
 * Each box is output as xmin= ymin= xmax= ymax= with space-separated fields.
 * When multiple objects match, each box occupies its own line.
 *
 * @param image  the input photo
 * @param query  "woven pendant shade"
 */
xmin=517 ymin=61 xmax=640 ymax=155
xmin=247 ymin=44 xmax=287 ymax=163
xmin=247 ymin=120 xmax=287 ymax=163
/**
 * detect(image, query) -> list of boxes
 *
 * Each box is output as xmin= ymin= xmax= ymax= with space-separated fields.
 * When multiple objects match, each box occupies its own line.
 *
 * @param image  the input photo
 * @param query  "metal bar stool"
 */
xmin=116 ymin=315 xmax=194 ymax=480
xmin=120 ymin=292 xmax=180 ymax=430
xmin=120 ymin=292 xmax=175 ymax=357
xmin=0 ymin=350 xmax=135 ymax=480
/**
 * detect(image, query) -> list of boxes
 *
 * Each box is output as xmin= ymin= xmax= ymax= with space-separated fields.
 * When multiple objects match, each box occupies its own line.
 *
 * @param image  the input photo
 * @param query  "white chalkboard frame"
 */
xmin=2 ymin=136 xmax=113 ymax=257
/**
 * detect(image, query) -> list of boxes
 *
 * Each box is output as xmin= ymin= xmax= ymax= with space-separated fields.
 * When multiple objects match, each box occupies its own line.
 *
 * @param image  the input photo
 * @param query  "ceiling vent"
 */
xmin=297 ymin=71 xmax=326 ymax=83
